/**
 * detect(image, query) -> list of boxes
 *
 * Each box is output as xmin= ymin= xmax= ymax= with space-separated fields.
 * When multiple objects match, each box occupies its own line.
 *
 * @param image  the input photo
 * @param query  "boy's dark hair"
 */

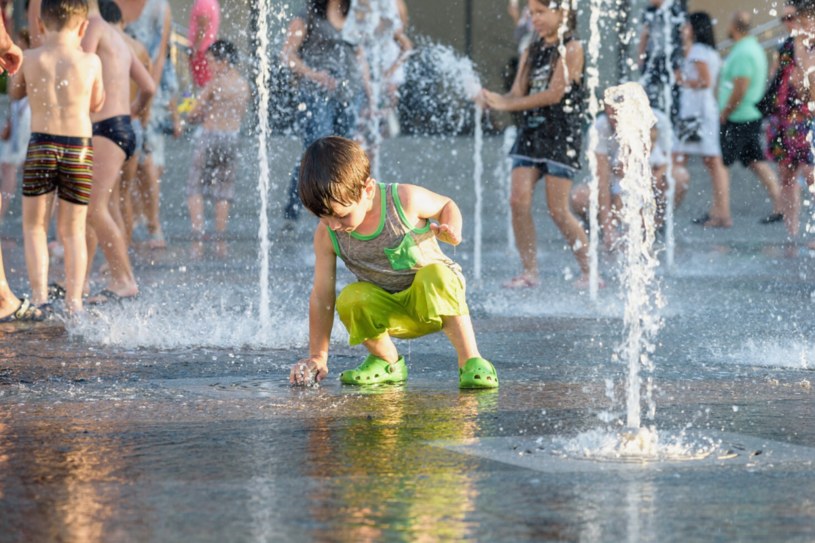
xmin=98 ymin=0 xmax=122 ymax=25
xmin=40 ymin=0 xmax=89 ymax=30
xmin=208 ymin=39 xmax=239 ymax=66
xmin=298 ymin=136 xmax=370 ymax=218
xmin=688 ymin=12 xmax=716 ymax=48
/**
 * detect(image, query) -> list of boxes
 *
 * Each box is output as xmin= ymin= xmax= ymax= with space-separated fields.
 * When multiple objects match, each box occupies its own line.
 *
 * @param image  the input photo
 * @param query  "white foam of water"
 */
xmin=71 ymin=296 xmax=350 ymax=350
xmin=424 ymin=44 xmax=481 ymax=100
xmin=254 ymin=0 xmax=273 ymax=334
xmin=605 ymin=83 xmax=664 ymax=429
xmin=473 ymin=105 xmax=484 ymax=282
xmin=718 ymin=339 xmax=813 ymax=370
xmin=552 ymin=427 xmax=719 ymax=462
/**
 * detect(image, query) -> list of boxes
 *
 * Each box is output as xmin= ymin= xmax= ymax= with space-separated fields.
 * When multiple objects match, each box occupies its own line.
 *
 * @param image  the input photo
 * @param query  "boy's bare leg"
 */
xmin=214 ymin=200 xmax=229 ymax=234
xmin=22 ymin=193 xmax=54 ymax=306
xmin=109 ymin=171 xmax=126 ymax=236
xmin=87 ymin=137 xmax=138 ymax=298
xmin=139 ymin=155 xmax=165 ymax=248
xmin=442 ymin=315 xmax=481 ymax=368
xmin=361 ymin=333 xmax=400 ymax=365
xmin=749 ymin=160 xmax=782 ymax=215
xmin=0 ymin=199 xmax=22 ymax=318
xmin=57 ymin=199 xmax=88 ymax=314
xmin=509 ymin=166 xmax=541 ymax=279
xmin=545 ymin=174 xmax=590 ymax=276
xmin=120 ymin=157 xmax=137 ymax=246
xmin=187 ymin=194 xmax=205 ymax=235
xmin=0 ymin=163 xmax=17 ymax=222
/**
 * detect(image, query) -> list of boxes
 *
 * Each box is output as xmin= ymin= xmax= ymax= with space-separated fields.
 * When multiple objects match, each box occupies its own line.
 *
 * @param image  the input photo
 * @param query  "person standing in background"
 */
xmin=188 ymin=0 xmax=220 ymax=89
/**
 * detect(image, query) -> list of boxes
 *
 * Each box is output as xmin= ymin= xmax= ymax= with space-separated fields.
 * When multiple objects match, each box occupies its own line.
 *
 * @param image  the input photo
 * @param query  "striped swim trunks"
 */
xmin=23 ymin=133 xmax=94 ymax=205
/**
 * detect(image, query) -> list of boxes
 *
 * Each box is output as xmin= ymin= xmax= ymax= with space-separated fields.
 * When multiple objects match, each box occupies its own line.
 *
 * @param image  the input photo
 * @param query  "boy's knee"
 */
xmin=336 ymin=282 xmax=380 ymax=321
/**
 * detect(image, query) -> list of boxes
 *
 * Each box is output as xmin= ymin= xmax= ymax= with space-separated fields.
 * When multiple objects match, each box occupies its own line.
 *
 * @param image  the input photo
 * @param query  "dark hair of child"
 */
xmin=207 ymin=39 xmax=240 ymax=66
xmin=98 ymin=0 xmax=122 ymax=25
xmin=40 ymin=0 xmax=89 ymax=30
xmin=298 ymin=136 xmax=371 ymax=218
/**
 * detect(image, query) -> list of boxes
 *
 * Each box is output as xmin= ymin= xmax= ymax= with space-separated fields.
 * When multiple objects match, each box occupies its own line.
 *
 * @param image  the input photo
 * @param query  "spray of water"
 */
xmin=660 ymin=0 xmax=677 ymax=269
xmin=254 ymin=0 xmax=273 ymax=335
xmin=473 ymin=105 xmax=484 ymax=282
xmin=604 ymin=82 xmax=664 ymax=431
xmin=586 ymin=0 xmax=603 ymax=300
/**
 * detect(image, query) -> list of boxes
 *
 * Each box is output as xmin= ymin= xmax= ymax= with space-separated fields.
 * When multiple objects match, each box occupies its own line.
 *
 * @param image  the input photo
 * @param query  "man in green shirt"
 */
xmin=710 ymin=11 xmax=782 ymax=228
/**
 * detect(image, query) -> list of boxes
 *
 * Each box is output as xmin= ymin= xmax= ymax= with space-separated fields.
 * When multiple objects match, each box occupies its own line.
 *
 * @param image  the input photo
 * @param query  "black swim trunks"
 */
xmin=92 ymin=115 xmax=137 ymax=160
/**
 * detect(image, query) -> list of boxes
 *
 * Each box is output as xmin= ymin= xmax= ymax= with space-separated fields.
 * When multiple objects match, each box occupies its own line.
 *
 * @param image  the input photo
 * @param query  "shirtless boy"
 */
xmin=11 ymin=0 xmax=105 ymax=315
xmin=186 ymin=40 xmax=250 ymax=246
xmin=82 ymin=0 xmax=154 ymax=304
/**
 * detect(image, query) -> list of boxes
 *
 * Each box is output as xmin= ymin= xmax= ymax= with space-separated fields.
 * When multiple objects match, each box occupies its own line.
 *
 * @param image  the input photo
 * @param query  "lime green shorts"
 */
xmin=336 ymin=263 xmax=469 ymax=345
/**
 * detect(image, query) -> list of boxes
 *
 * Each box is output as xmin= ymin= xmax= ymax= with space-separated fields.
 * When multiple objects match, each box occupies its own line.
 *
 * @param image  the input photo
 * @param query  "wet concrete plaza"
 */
xmin=1 ymin=135 xmax=814 ymax=542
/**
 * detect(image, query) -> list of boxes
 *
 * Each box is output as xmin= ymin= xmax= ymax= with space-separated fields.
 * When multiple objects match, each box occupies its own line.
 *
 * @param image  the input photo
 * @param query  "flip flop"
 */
xmin=0 ymin=298 xmax=46 ymax=323
xmin=459 ymin=357 xmax=499 ymax=389
xmin=87 ymin=289 xmax=139 ymax=306
xmin=340 ymin=355 xmax=408 ymax=385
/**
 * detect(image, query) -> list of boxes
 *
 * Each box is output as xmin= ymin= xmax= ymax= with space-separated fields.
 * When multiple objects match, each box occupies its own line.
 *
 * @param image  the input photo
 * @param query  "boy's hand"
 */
xmin=473 ymin=89 xmax=487 ymax=109
xmin=430 ymin=223 xmax=461 ymax=245
xmin=290 ymin=356 xmax=328 ymax=386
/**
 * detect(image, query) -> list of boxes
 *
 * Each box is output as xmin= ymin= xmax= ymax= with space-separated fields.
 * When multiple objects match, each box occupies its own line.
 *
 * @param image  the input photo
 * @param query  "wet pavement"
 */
xmin=1 ymin=135 xmax=814 ymax=542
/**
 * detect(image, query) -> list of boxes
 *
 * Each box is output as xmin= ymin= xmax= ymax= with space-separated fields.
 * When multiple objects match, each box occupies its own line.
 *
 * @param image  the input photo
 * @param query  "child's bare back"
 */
xmin=15 ymin=42 xmax=103 ymax=137
xmin=197 ymin=67 xmax=249 ymax=133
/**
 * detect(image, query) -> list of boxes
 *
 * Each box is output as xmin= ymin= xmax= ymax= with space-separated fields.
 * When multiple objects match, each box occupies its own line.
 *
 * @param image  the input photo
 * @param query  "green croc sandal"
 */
xmin=340 ymin=355 xmax=408 ymax=385
xmin=459 ymin=357 xmax=499 ymax=389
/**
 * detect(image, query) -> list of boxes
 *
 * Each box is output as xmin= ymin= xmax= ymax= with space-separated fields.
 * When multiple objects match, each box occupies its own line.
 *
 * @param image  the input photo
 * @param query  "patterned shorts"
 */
xmin=22 ymin=133 xmax=94 ymax=205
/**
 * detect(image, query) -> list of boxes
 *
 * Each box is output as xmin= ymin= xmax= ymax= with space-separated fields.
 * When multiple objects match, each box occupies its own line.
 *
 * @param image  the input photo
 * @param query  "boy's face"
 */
xmin=319 ymin=178 xmax=376 ymax=233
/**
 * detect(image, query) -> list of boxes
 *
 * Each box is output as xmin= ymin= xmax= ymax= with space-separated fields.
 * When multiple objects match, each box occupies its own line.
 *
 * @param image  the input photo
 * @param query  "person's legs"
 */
xmin=651 ymin=164 xmax=669 ymax=228
xmin=509 ymin=165 xmax=542 ymax=280
xmin=22 ymin=192 xmax=54 ymax=306
xmin=86 ymin=137 xmax=137 ymax=298
xmin=0 ymin=162 xmax=17 ymax=223
xmin=569 ymin=183 xmax=590 ymax=224
xmin=749 ymin=160 xmax=783 ymax=216
xmin=0 ymin=197 xmax=22 ymax=318
xmin=120 ymin=155 xmax=138 ymax=245
xmin=778 ymin=162 xmax=802 ymax=239
xmin=214 ymin=200 xmax=229 ymax=234
xmin=186 ymin=135 xmax=207 ymax=236
xmin=441 ymin=315 xmax=481 ymax=368
xmin=57 ymin=198 xmax=88 ymax=314
xmin=671 ymin=153 xmax=690 ymax=208
xmin=544 ymin=174 xmax=589 ymax=277
xmin=138 ymin=153 xmax=165 ymax=248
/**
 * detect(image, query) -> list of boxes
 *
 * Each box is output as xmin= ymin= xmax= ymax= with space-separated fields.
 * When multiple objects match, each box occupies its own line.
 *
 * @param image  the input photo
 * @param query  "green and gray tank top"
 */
xmin=327 ymin=183 xmax=464 ymax=293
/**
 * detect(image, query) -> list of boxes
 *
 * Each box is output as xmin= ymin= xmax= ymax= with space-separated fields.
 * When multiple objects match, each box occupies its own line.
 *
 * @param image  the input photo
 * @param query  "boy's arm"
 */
xmin=130 ymin=49 xmax=156 ymax=116
xmin=90 ymin=56 xmax=106 ymax=113
xmin=150 ymin=3 xmax=171 ymax=85
xmin=290 ymin=226 xmax=337 ymax=385
xmin=8 ymin=69 xmax=26 ymax=100
xmin=186 ymin=83 xmax=213 ymax=125
xmin=80 ymin=18 xmax=102 ymax=54
xmin=398 ymin=184 xmax=463 ymax=246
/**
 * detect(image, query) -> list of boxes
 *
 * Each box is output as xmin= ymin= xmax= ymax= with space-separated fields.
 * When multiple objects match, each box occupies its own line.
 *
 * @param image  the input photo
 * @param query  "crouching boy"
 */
xmin=289 ymin=136 xmax=498 ymax=389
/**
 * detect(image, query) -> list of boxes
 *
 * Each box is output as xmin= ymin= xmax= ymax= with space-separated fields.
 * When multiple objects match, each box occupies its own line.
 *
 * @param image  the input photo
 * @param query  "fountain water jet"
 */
xmin=254 ymin=0 xmax=273 ymax=335
xmin=586 ymin=0 xmax=603 ymax=301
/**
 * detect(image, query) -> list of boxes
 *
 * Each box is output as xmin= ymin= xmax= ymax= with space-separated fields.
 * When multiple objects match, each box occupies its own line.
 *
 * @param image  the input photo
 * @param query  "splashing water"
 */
xmin=660 ymin=0 xmax=678 ymax=269
xmin=495 ymin=126 xmax=516 ymax=251
xmin=605 ymin=83 xmax=664 ymax=431
xmin=586 ymin=0 xmax=603 ymax=301
xmin=254 ymin=0 xmax=273 ymax=335
xmin=473 ymin=106 xmax=484 ymax=282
